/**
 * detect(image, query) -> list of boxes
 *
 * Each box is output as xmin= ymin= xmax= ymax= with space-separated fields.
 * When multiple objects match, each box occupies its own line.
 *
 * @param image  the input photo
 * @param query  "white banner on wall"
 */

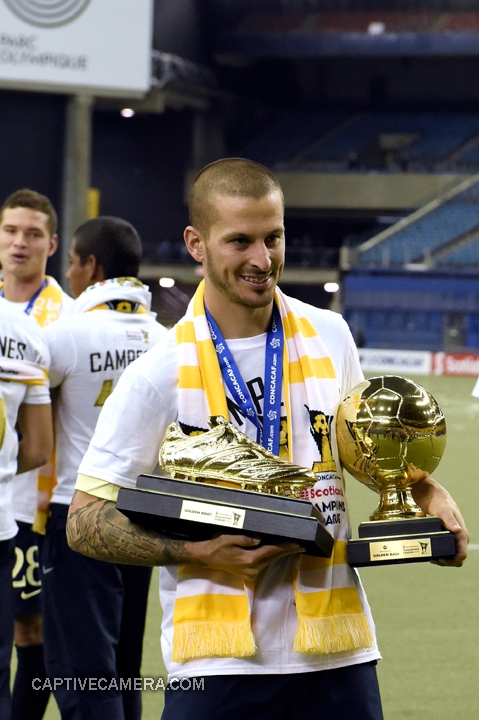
xmin=358 ymin=348 xmax=432 ymax=375
xmin=0 ymin=0 xmax=153 ymax=96
xmin=358 ymin=348 xmax=479 ymax=377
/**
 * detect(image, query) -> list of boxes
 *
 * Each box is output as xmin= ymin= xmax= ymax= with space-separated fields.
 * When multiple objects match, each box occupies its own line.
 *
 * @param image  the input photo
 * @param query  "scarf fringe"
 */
xmin=293 ymin=613 xmax=374 ymax=655
xmin=31 ymin=508 xmax=49 ymax=536
xmin=172 ymin=620 xmax=256 ymax=663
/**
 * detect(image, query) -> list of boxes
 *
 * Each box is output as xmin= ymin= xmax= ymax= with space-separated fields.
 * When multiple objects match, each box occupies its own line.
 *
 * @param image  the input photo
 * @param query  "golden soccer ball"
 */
xmin=336 ymin=375 xmax=446 ymax=520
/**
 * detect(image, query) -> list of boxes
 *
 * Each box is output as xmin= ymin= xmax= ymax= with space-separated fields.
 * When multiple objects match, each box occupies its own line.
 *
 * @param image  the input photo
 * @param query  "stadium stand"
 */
xmin=237 ymin=111 xmax=479 ymax=171
xmin=212 ymin=2 xmax=479 ymax=352
xmin=398 ymin=114 xmax=479 ymax=166
xmin=342 ymin=174 xmax=479 ymax=350
xmin=435 ymin=12 xmax=479 ymax=31
xmin=310 ymin=11 xmax=441 ymax=33
xmin=466 ymin=312 xmax=479 ymax=347
xmin=360 ymin=204 xmax=479 ymax=264
xmin=435 ymin=232 xmax=479 ymax=267
xmin=342 ymin=270 xmax=479 ymax=350
xmin=357 ymin=176 xmax=479 ymax=266
xmin=217 ymin=8 xmax=479 ymax=56
xmin=232 ymin=10 xmax=479 ymax=35
xmin=236 ymin=109 xmax=351 ymax=168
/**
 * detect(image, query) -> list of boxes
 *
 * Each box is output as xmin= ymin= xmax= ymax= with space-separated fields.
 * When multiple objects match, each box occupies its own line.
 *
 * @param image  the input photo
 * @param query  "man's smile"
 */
xmin=240 ymin=270 xmax=274 ymax=286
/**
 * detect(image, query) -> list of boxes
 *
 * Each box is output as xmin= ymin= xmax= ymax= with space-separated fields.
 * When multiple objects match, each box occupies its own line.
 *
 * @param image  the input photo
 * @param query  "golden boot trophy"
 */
xmin=117 ymin=416 xmax=334 ymax=557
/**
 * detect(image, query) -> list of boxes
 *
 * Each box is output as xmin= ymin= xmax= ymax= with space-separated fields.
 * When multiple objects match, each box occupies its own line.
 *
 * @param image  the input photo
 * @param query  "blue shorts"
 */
xmin=12 ymin=521 xmax=42 ymax=615
xmin=42 ymin=503 xmax=152 ymax=720
xmin=162 ymin=663 xmax=383 ymax=720
xmin=0 ymin=537 xmax=15 ymax=718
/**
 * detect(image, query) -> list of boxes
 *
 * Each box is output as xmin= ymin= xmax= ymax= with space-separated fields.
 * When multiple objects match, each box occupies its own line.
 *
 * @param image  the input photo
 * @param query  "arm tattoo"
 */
xmin=66 ymin=497 xmax=195 ymax=566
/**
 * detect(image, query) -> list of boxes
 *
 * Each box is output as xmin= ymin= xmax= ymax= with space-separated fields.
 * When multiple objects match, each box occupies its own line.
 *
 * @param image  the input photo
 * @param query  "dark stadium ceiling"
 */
xmin=206 ymin=0 xmax=479 ymax=18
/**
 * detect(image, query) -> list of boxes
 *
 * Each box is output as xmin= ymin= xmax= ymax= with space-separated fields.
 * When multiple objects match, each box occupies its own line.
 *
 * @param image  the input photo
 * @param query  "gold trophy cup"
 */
xmin=336 ymin=375 xmax=456 ymax=566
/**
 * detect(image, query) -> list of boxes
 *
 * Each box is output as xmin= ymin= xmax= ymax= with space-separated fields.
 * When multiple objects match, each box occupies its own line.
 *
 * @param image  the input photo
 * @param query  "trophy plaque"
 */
xmin=336 ymin=375 xmax=456 ymax=567
xmin=116 ymin=415 xmax=334 ymax=558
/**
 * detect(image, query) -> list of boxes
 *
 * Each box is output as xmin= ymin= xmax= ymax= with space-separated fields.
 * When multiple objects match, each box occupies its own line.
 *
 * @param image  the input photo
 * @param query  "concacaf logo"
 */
xmin=4 ymin=0 xmax=91 ymax=28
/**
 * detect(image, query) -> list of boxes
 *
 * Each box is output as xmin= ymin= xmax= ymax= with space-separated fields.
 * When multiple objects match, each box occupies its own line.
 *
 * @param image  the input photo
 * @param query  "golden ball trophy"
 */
xmin=336 ymin=375 xmax=456 ymax=567
xmin=116 ymin=415 xmax=334 ymax=557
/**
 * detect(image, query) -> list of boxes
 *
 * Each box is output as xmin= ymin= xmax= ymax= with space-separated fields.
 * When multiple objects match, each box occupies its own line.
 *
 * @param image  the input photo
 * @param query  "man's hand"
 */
xmin=16 ymin=402 xmax=53 ymax=474
xmin=411 ymin=471 xmax=469 ymax=567
xmin=187 ymin=534 xmax=305 ymax=582
xmin=68 ymin=490 xmax=304 ymax=577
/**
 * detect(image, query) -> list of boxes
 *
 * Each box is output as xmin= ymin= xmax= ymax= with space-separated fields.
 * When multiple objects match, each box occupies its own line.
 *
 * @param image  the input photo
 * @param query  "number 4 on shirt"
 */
xmin=94 ymin=380 xmax=114 ymax=407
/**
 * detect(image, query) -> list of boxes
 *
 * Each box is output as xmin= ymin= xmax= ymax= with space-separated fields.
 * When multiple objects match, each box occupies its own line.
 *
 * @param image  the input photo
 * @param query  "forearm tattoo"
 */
xmin=66 ymin=498 xmax=195 ymax=566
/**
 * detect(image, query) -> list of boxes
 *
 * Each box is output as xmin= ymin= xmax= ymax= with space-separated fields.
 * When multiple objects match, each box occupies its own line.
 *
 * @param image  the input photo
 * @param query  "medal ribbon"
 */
xmin=0 ymin=279 xmax=47 ymax=314
xmin=204 ymin=304 xmax=284 ymax=455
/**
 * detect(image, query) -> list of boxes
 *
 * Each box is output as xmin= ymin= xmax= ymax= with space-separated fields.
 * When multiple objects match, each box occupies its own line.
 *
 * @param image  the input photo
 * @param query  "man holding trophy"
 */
xmin=66 ymin=158 xmax=468 ymax=720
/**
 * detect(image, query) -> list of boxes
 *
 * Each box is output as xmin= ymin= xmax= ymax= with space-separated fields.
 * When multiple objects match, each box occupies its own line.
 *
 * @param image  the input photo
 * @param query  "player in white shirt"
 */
xmin=0 ymin=188 xmax=73 ymax=720
xmin=41 ymin=216 xmax=168 ymax=720
xmin=67 ymin=159 xmax=468 ymax=720
xmin=0 ymin=298 xmax=52 ymax=720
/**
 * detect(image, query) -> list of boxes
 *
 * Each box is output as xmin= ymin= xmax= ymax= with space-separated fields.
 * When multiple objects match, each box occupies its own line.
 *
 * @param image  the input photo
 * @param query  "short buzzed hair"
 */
xmin=0 ymin=188 xmax=57 ymax=236
xmin=189 ymin=158 xmax=284 ymax=237
xmin=73 ymin=216 xmax=142 ymax=279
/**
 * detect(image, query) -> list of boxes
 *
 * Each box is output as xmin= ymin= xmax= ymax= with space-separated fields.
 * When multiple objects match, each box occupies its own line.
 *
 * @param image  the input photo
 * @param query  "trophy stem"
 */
xmin=370 ymin=487 xmax=423 ymax=522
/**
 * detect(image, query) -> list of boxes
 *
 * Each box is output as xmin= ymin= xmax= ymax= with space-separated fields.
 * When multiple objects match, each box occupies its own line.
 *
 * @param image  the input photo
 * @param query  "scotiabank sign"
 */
xmin=359 ymin=348 xmax=479 ymax=377
xmin=432 ymin=352 xmax=479 ymax=377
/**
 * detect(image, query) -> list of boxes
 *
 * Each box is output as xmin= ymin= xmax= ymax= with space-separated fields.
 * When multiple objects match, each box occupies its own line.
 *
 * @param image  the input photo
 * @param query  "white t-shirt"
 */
xmin=78 ymin=298 xmax=380 ymax=679
xmin=44 ymin=309 xmax=168 ymax=504
xmin=0 ymin=298 xmax=50 ymax=540
xmin=8 ymin=288 xmax=74 ymax=524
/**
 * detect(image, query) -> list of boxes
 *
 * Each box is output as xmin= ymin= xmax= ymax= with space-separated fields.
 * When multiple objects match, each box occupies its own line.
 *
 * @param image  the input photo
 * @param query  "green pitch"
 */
xmin=41 ymin=374 xmax=479 ymax=719
xmin=352 ymin=374 xmax=479 ymax=720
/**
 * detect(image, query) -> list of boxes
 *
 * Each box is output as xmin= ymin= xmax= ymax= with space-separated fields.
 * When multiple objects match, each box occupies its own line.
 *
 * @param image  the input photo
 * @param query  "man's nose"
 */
xmin=250 ymin=241 xmax=272 ymax=271
xmin=12 ymin=232 xmax=28 ymax=246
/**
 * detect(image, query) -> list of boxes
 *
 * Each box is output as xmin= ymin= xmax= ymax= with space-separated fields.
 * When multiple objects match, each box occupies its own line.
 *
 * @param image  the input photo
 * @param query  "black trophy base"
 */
xmin=347 ymin=516 xmax=456 ymax=567
xmin=116 ymin=473 xmax=334 ymax=558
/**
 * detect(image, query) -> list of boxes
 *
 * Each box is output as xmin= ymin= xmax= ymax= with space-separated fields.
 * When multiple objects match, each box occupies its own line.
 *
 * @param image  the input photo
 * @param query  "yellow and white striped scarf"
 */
xmin=24 ymin=277 xmax=64 ymax=533
xmin=0 ymin=276 xmax=64 ymax=328
xmin=172 ymin=281 xmax=373 ymax=662
xmin=0 ymin=357 xmax=47 ymax=385
xmin=0 ymin=278 xmax=64 ymax=532
xmin=0 ymin=358 xmax=48 ymax=452
xmin=73 ymin=277 xmax=152 ymax=315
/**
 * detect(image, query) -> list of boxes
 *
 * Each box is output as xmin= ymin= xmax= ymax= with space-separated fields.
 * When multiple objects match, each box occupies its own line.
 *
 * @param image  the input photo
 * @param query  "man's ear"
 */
xmin=184 ymin=226 xmax=205 ymax=263
xmin=90 ymin=255 xmax=106 ymax=283
xmin=48 ymin=234 xmax=59 ymax=257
